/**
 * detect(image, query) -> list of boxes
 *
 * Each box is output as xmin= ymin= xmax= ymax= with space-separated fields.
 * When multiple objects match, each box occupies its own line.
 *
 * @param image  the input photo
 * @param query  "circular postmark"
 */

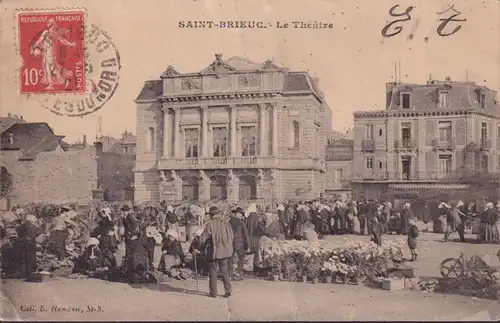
xmin=37 ymin=24 xmax=121 ymax=117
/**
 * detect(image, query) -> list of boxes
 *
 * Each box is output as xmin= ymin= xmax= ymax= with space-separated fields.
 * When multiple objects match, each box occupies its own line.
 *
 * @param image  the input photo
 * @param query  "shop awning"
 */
xmin=389 ymin=183 xmax=470 ymax=190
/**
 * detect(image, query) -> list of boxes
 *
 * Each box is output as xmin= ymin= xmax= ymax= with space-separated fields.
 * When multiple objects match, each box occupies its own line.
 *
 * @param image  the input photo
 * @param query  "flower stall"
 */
xmin=260 ymin=239 xmax=404 ymax=284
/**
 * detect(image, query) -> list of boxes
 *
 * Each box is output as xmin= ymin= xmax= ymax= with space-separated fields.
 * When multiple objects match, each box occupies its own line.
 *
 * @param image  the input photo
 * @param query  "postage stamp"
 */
xmin=17 ymin=11 xmax=86 ymax=94
xmin=15 ymin=8 xmax=121 ymax=117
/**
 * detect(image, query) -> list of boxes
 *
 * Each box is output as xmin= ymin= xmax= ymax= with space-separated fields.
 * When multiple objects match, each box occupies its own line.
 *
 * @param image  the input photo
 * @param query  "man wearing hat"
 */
xmin=229 ymin=206 xmax=250 ymax=280
xmin=196 ymin=206 xmax=234 ymax=298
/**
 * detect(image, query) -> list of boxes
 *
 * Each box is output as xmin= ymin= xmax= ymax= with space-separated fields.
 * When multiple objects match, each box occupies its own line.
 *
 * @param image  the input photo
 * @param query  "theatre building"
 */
xmin=134 ymin=54 xmax=332 ymax=203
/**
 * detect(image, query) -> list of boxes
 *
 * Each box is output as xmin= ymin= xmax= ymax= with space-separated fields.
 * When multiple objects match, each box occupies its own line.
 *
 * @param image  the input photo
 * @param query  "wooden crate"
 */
xmin=381 ymin=278 xmax=405 ymax=291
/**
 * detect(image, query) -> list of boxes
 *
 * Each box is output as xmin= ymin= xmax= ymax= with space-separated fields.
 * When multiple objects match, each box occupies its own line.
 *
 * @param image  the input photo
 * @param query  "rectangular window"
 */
xmin=481 ymin=155 xmax=488 ymax=172
xmin=401 ymin=93 xmax=411 ymax=109
xmin=497 ymin=154 xmax=500 ymax=169
xmin=124 ymin=146 xmax=128 ymax=154
xmin=184 ymin=128 xmax=199 ymax=158
xmin=481 ymin=93 xmax=486 ymax=109
xmin=401 ymin=156 xmax=411 ymax=180
xmin=365 ymin=124 xmax=374 ymax=140
xmin=438 ymin=121 xmax=452 ymax=142
xmin=366 ymin=157 xmax=373 ymax=169
xmin=334 ymin=169 xmax=342 ymax=183
xmin=497 ymin=126 xmax=500 ymax=139
xmin=439 ymin=92 xmax=449 ymax=108
xmin=481 ymin=122 xmax=488 ymax=140
xmin=212 ymin=127 xmax=228 ymax=157
xmin=438 ymin=155 xmax=452 ymax=178
xmin=241 ymin=126 xmax=257 ymax=157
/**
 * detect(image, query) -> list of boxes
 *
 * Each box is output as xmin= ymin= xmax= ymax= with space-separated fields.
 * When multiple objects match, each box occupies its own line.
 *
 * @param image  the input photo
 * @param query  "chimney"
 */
xmin=8 ymin=133 xmax=14 ymax=145
xmin=83 ymin=134 xmax=87 ymax=148
xmin=445 ymin=76 xmax=451 ymax=81
xmin=7 ymin=113 xmax=11 ymax=118
xmin=95 ymin=141 xmax=103 ymax=154
xmin=20 ymin=116 xmax=23 ymax=120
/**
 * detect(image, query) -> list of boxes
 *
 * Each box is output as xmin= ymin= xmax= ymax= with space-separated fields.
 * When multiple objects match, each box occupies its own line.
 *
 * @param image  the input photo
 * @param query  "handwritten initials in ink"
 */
xmin=381 ymin=5 xmax=414 ymax=38
xmin=436 ymin=5 xmax=467 ymax=37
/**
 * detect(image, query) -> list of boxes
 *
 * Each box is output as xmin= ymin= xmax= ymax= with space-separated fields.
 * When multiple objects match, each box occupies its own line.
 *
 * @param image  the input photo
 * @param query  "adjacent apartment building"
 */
xmin=351 ymin=78 xmax=500 ymax=207
xmin=325 ymin=137 xmax=353 ymax=199
xmin=134 ymin=54 xmax=331 ymax=203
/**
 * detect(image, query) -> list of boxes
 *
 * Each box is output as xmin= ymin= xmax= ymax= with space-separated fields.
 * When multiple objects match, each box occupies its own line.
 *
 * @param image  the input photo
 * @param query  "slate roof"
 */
xmin=136 ymin=56 xmax=322 ymax=102
xmin=387 ymin=81 xmax=498 ymax=110
xmin=1 ymin=123 xmax=65 ymax=160
xmin=0 ymin=117 xmax=23 ymax=134
xmin=135 ymin=80 xmax=162 ymax=102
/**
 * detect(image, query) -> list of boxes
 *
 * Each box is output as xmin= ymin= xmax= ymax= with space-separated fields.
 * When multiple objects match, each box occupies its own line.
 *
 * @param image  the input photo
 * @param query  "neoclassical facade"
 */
xmin=134 ymin=54 xmax=332 ymax=203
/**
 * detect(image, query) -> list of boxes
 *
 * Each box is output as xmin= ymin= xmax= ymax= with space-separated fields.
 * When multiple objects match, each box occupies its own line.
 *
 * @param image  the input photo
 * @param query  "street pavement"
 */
xmin=1 ymin=232 xmax=499 ymax=321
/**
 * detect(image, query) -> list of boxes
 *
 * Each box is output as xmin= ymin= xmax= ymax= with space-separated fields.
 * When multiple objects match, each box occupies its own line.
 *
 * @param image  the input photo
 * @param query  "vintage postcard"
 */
xmin=1 ymin=0 xmax=500 ymax=321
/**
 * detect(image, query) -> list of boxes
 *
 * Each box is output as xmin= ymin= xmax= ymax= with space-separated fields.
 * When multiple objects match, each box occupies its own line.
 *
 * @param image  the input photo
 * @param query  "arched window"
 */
xmin=182 ymin=176 xmax=199 ymax=201
xmin=147 ymin=127 xmax=155 ymax=151
xmin=210 ymin=175 xmax=227 ymax=200
xmin=239 ymin=175 xmax=257 ymax=200
xmin=290 ymin=121 xmax=300 ymax=148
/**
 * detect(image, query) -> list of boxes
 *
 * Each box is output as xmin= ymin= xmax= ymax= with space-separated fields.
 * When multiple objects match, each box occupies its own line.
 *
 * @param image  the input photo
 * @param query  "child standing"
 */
xmin=408 ymin=218 xmax=419 ymax=261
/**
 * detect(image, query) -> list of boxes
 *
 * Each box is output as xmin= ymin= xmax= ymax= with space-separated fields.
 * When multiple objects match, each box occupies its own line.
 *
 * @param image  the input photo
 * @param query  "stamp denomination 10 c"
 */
xmin=15 ymin=8 xmax=121 ymax=117
xmin=18 ymin=11 xmax=86 ymax=94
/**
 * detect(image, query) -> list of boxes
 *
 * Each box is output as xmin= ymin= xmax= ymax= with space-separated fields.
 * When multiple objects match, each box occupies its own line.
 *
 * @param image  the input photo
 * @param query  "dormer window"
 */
xmin=401 ymin=93 xmax=411 ymax=109
xmin=8 ymin=133 xmax=14 ymax=145
xmin=481 ymin=93 xmax=486 ymax=109
xmin=439 ymin=91 xmax=450 ymax=108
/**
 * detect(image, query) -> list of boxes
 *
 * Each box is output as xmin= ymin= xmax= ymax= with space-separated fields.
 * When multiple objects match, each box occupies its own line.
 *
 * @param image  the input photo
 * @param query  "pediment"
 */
xmin=201 ymin=54 xmax=236 ymax=75
xmin=160 ymin=65 xmax=180 ymax=78
xmin=261 ymin=59 xmax=279 ymax=69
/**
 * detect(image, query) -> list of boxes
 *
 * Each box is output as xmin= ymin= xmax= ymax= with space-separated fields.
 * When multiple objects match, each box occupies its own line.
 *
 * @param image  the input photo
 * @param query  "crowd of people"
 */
xmin=1 ymin=197 xmax=499 ymax=298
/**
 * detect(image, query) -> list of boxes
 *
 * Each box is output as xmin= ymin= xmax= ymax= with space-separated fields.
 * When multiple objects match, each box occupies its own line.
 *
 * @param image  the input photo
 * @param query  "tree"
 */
xmin=0 ymin=167 xmax=13 ymax=198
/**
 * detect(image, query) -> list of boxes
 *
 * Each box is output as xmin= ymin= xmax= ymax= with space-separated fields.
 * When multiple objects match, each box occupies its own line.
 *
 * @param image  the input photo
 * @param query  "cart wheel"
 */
xmin=440 ymin=258 xmax=464 ymax=278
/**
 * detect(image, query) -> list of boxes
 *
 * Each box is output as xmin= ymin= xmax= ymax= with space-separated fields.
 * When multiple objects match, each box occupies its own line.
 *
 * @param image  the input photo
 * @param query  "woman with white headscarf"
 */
xmin=480 ymin=202 xmax=499 ymax=243
xmin=91 ymin=208 xmax=118 ymax=269
xmin=75 ymin=237 xmax=104 ymax=275
xmin=158 ymin=230 xmax=185 ymax=273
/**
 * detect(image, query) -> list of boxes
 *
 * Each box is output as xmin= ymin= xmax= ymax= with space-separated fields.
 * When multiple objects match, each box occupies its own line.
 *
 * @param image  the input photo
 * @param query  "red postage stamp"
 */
xmin=17 ymin=11 xmax=86 ymax=94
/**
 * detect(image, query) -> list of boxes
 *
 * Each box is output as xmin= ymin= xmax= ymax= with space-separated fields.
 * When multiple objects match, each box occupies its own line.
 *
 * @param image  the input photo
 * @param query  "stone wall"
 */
xmin=1 ymin=149 xmax=97 ymax=205
xmin=97 ymin=151 xmax=135 ymax=201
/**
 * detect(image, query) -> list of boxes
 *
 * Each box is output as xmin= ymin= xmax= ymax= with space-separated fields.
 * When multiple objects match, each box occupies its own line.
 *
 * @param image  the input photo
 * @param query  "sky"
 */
xmin=1 ymin=0 xmax=498 ymax=143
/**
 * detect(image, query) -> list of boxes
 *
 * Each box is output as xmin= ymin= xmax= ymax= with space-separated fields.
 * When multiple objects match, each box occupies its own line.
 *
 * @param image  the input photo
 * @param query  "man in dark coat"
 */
xmin=197 ymin=206 xmax=234 ymax=298
xmin=358 ymin=198 xmax=369 ymax=235
xmin=421 ymin=203 xmax=432 ymax=224
xmin=456 ymin=200 xmax=468 ymax=242
xmin=366 ymin=199 xmax=377 ymax=235
xmin=16 ymin=215 xmax=42 ymax=279
xmin=229 ymin=207 xmax=250 ymax=280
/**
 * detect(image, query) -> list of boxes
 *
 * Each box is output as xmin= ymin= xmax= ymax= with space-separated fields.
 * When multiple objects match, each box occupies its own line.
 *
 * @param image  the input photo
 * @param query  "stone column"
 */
xmin=227 ymin=170 xmax=238 ymax=203
xmin=417 ymin=118 xmax=425 ymax=179
xmin=256 ymin=169 xmax=264 ymax=199
xmin=174 ymin=108 xmax=181 ymax=158
xmin=259 ymin=103 xmax=266 ymax=156
xmin=201 ymin=106 xmax=209 ymax=157
xmin=272 ymin=102 xmax=278 ymax=156
xmin=198 ymin=170 xmax=210 ymax=202
xmin=162 ymin=107 xmax=170 ymax=158
xmin=230 ymin=105 xmax=237 ymax=156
